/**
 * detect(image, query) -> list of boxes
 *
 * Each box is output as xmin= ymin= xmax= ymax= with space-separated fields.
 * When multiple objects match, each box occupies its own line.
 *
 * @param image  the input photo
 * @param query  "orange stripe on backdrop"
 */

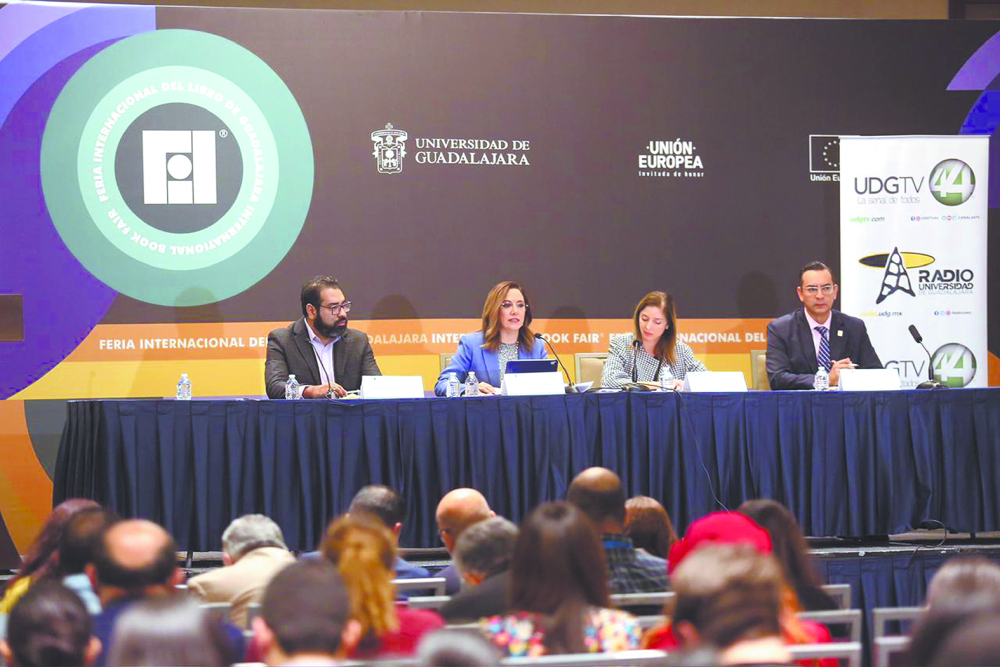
xmin=62 ymin=318 xmax=774 ymax=362
xmin=0 ymin=402 xmax=54 ymax=553
xmin=990 ymin=352 xmax=1000 ymax=387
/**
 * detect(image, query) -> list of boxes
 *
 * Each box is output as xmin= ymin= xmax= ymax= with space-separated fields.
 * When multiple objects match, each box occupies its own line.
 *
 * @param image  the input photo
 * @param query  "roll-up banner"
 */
xmin=840 ymin=136 xmax=989 ymax=389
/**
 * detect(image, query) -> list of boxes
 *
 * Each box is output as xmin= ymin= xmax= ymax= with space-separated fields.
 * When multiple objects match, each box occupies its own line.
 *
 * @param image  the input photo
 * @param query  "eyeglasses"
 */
xmin=319 ymin=301 xmax=352 ymax=314
xmin=500 ymin=301 xmax=527 ymax=310
xmin=802 ymin=285 xmax=836 ymax=295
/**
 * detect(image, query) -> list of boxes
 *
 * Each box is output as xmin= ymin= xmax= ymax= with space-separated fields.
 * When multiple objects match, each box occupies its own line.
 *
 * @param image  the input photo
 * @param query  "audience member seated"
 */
xmin=253 ymin=560 xmax=361 ymax=666
xmin=416 ymin=630 xmax=501 ymax=667
xmin=348 ymin=485 xmax=431 ymax=580
xmin=644 ymin=511 xmax=833 ymax=663
xmin=925 ymin=555 xmax=1000 ymax=608
xmin=87 ymin=519 xmax=244 ymax=667
xmin=302 ymin=485 xmax=432 ymax=584
xmin=0 ymin=580 xmax=101 ymax=667
xmin=105 ymin=596 xmax=231 ymax=667
xmin=920 ymin=612 xmax=1000 ymax=667
xmin=187 ymin=514 xmax=295 ymax=627
xmin=0 ymin=498 xmax=99 ymax=614
xmin=904 ymin=557 xmax=1000 ymax=667
xmin=479 ymin=502 xmax=641 ymax=657
xmin=624 ymin=495 xmax=677 ymax=560
xmin=59 ymin=508 xmax=118 ymax=615
xmin=321 ymin=514 xmax=444 ymax=658
xmin=668 ymin=543 xmax=792 ymax=665
xmin=738 ymin=499 xmax=836 ymax=611
xmin=567 ymin=467 xmax=668 ymax=593
xmin=439 ymin=517 xmax=518 ymax=623
xmin=435 ymin=488 xmax=495 ymax=594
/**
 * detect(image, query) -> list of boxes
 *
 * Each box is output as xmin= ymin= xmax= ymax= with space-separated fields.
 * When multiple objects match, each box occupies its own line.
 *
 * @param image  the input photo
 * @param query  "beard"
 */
xmin=312 ymin=315 xmax=348 ymax=339
xmin=331 ymin=317 xmax=348 ymax=337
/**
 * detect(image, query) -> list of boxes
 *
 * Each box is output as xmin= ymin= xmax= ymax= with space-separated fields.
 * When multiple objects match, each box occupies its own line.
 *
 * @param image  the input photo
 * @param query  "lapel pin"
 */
xmin=837 ymin=330 xmax=843 ymax=337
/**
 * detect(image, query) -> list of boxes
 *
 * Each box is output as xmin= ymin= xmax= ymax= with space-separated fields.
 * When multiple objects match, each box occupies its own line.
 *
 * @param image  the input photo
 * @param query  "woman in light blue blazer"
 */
xmin=435 ymin=281 xmax=548 ymax=396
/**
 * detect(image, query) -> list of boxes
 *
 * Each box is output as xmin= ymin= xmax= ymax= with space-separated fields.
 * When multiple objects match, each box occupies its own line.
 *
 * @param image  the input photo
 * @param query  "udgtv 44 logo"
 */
xmin=853 ymin=158 xmax=976 ymax=206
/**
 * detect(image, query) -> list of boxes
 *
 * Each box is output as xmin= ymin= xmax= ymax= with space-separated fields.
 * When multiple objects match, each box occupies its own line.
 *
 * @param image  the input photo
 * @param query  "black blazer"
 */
xmin=264 ymin=318 xmax=380 ymax=398
xmin=766 ymin=309 xmax=881 ymax=390
xmin=438 ymin=568 xmax=511 ymax=623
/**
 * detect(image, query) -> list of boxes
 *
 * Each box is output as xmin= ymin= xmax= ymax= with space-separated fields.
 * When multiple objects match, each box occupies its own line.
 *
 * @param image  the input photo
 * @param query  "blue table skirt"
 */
xmin=54 ymin=389 xmax=1000 ymax=551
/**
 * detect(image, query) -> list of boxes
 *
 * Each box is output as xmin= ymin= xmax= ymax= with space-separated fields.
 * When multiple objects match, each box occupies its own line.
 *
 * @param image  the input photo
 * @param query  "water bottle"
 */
xmin=465 ymin=371 xmax=479 ymax=397
xmin=285 ymin=374 xmax=301 ymax=400
xmin=813 ymin=367 xmax=829 ymax=391
xmin=660 ymin=368 xmax=675 ymax=391
xmin=176 ymin=373 xmax=192 ymax=401
xmin=446 ymin=372 xmax=461 ymax=398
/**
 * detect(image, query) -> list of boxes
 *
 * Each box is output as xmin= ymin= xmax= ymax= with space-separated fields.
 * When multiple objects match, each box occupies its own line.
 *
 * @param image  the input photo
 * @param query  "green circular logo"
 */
xmin=41 ymin=30 xmax=313 ymax=306
xmin=929 ymin=158 xmax=975 ymax=206
xmin=932 ymin=342 xmax=977 ymax=387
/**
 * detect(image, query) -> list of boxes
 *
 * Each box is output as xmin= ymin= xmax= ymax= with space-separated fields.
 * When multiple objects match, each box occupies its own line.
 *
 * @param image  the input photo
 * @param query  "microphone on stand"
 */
xmin=621 ymin=339 xmax=651 ymax=392
xmin=632 ymin=338 xmax=640 ymax=384
xmin=535 ymin=333 xmax=578 ymax=393
xmin=908 ymin=324 xmax=945 ymax=389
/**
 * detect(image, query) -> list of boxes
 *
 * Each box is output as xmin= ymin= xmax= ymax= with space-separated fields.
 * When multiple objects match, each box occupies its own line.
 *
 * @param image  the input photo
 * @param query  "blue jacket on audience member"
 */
xmin=435 ymin=331 xmax=547 ymax=396
xmin=301 ymin=551 xmax=430 ymax=582
xmin=92 ymin=596 xmax=245 ymax=667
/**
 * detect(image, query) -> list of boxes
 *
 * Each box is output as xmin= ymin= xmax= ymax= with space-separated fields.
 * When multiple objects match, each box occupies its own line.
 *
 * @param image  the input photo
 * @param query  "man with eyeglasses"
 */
xmin=766 ymin=261 xmax=881 ymax=390
xmin=264 ymin=276 xmax=380 ymax=399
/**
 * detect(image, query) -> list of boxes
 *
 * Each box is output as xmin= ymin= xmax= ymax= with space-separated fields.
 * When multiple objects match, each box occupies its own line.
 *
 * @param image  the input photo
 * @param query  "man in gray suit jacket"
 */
xmin=265 ymin=276 xmax=381 ymax=399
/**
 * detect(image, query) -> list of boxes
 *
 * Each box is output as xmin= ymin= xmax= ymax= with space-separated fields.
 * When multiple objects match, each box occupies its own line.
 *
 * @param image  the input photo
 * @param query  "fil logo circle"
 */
xmin=116 ymin=103 xmax=242 ymax=234
xmin=41 ymin=30 xmax=314 ymax=307
xmin=932 ymin=342 xmax=977 ymax=387
xmin=929 ymin=158 xmax=975 ymax=206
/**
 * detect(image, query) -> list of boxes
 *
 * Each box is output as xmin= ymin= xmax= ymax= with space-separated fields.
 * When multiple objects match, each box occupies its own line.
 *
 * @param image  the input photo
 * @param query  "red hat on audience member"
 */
xmin=667 ymin=511 xmax=772 ymax=574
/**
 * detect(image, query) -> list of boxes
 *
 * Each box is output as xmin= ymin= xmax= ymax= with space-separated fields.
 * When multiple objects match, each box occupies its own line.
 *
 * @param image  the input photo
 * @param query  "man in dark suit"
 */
xmin=346 ymin=485 xmax=431 ymax=581
xmin=439 ymin=517 xmax=518 ymax=622
xmin=435 ymin=488 xmax=495 ymax=594
xmin=767 ymin=261 xmax=882 ymax=390
xmin=265 ymin=276 xmax=380 ymax=399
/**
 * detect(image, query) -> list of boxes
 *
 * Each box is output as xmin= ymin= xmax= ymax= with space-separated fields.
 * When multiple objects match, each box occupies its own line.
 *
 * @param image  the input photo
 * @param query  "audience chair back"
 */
xmin=502 ymin=650 xmax=670 ymax=666
xmin=610 ymin=591 xmax=675 ymax=608
xmin=872 ymin=606 xmax=924 ymax=639
xmin=444 ymin=622 xmax=480 ymax=631
xmin=798 ymin=609 xmax=863 ymax=643
xmin=874 ymin=636 xmax=910 ymax=667
xmin=636 ymin=615 xmax=665 ymax=630
xmin=406 ymin=595 xmax=450 ymax=610
xmin=199 ymin=601 xmax=233 ymax=624
xmin=575 ymin=353 xmax=608 ymax=387
xmin=821 ymin=583 xmax=852 ymax=609
xmin=788 ymin=642 xmax=862 ymax=667
xmin=393 ymin=577 xmax=447 ymax=596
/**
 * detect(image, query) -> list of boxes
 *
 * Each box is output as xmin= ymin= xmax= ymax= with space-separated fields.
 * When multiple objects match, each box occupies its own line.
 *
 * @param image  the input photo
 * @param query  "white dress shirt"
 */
xmin=303 ymin=318 xmax=339 ymax=395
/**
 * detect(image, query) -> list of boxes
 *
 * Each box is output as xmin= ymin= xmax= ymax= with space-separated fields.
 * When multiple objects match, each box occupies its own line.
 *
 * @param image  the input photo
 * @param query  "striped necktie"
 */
xmin=815 ymin=326 xmax=831 ymax=372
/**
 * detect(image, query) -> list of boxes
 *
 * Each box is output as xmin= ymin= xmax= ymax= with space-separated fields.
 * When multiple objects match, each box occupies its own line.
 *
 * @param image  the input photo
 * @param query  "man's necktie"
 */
xmin=815 ymin=326 xmax=832 ymax=372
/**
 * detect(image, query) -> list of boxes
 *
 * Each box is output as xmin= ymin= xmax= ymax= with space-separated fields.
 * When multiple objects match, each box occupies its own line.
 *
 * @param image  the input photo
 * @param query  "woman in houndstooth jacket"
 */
xmin=600 ymin=291 xmax=706 ymax=390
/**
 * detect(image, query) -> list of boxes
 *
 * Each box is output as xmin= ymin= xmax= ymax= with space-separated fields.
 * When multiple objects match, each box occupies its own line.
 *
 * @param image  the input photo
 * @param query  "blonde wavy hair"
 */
xmin=321 ymin=514 xmax=399 ymax=637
